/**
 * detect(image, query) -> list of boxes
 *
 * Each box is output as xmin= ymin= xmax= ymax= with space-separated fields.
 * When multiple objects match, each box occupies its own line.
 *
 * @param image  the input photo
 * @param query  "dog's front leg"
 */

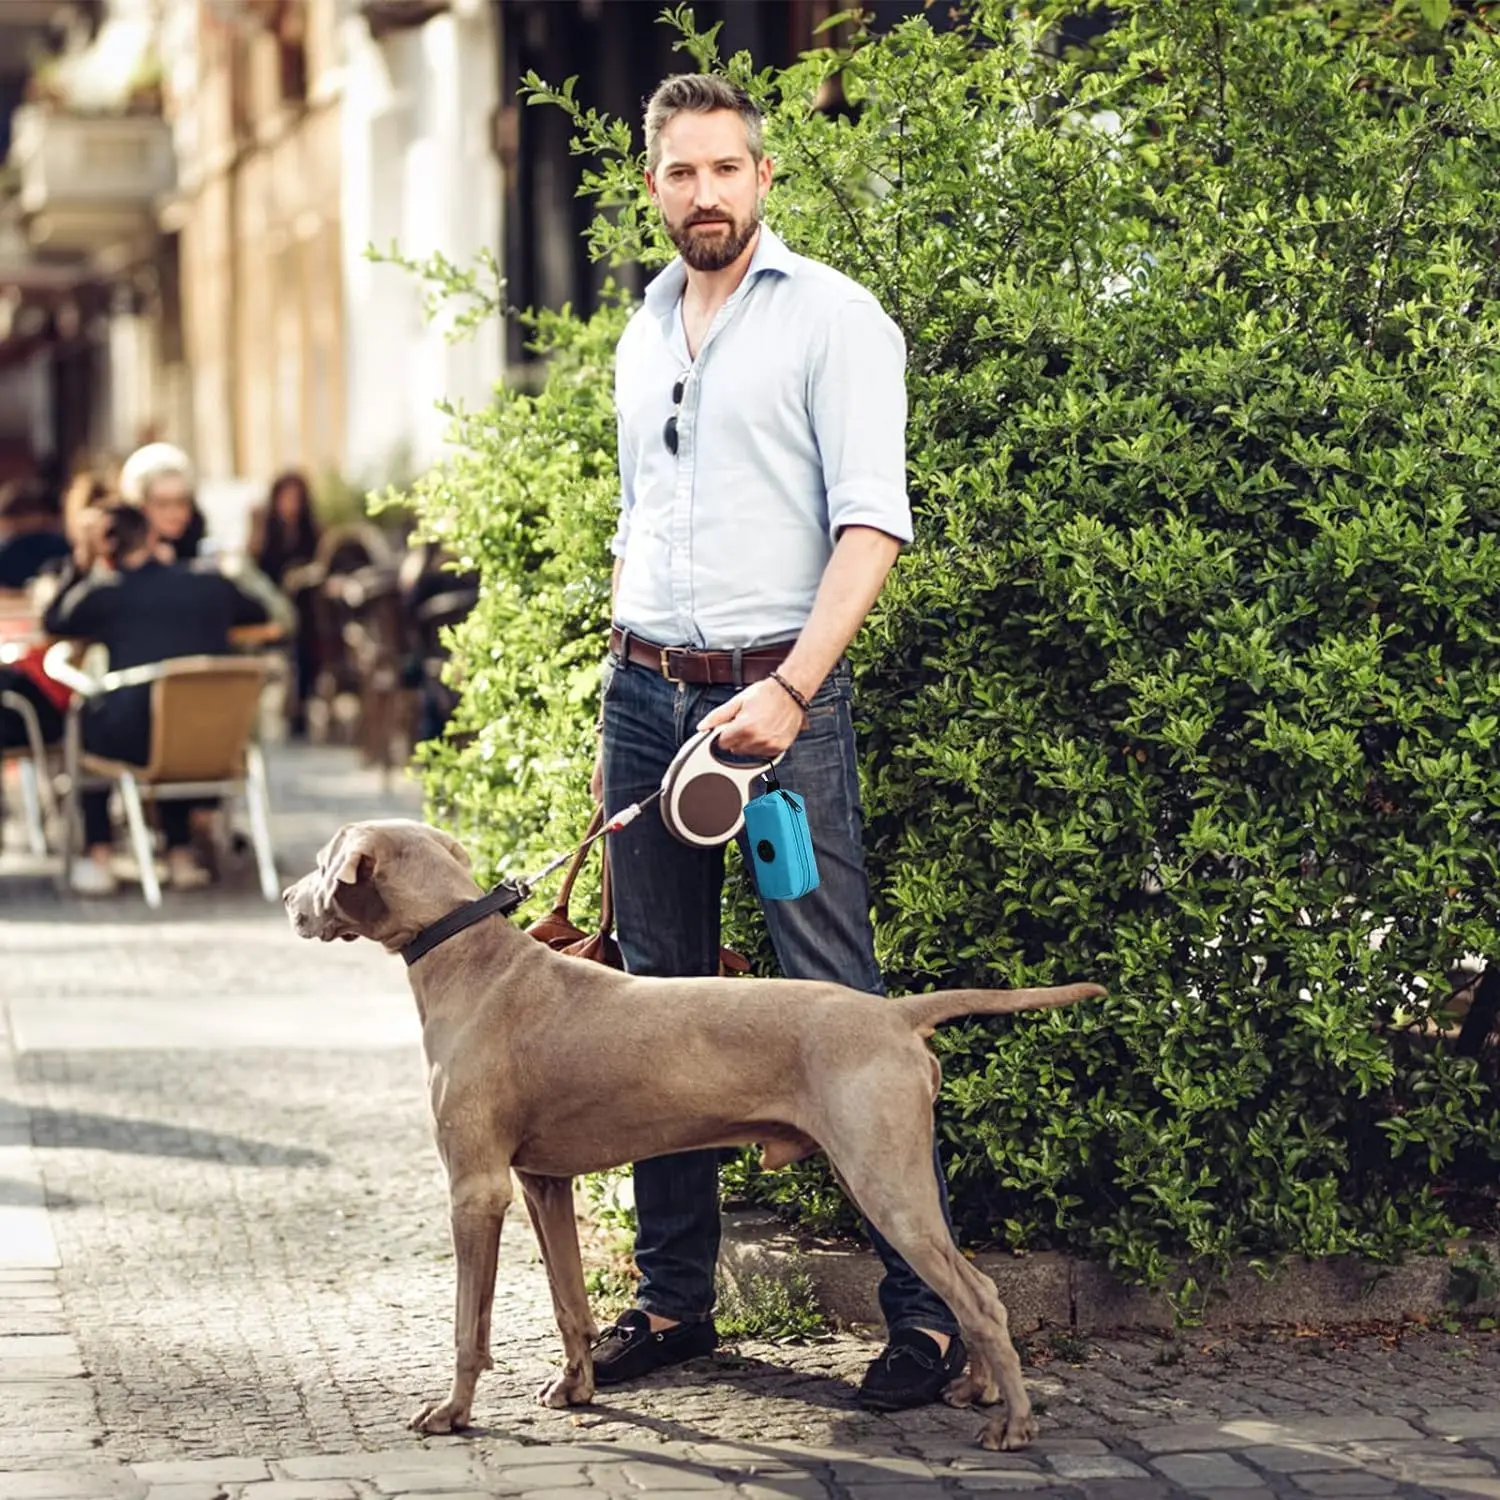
xmin=410 ymin=1175 xmax=511 ymax=1434
xmin=517 ymin=1171 xmax=596 ymax=1409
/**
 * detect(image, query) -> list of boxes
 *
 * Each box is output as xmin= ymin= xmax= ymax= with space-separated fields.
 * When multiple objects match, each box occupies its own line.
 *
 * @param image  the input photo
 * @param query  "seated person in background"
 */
xmin=63 ymin=472 xmax=114 ymax=543
xmin=0 ymin=479 xmax=70 ymax=590
xmin=119 ymin=443 xmax=207 ymax=561
xmin=248 ymin=470 xmax=323 ymax=738
xmin=42 ymin=504 xmax=270 ymax=897
xmin=0 ymin=641 xmax=69 ymax=758
xmin=119 ymin=442 xmax=295 ymax=635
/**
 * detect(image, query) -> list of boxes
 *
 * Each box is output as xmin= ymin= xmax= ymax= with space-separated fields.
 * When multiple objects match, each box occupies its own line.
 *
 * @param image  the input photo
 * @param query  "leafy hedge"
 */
xmin=399 ymin=0 xmax=1500 ymax=1288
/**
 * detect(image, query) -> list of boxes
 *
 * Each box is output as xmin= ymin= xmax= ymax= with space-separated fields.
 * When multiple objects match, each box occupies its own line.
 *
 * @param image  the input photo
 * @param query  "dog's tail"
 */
xmin=897 ymin=983 xmax=1105 ymax=1037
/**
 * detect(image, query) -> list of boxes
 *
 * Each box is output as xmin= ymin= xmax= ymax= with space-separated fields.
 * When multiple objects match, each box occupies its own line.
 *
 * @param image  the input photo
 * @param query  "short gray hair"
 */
xmin=119 ymin=441 xmax=195 ymax=504
xmin=644 ymin=74 xmax=763 ymax=172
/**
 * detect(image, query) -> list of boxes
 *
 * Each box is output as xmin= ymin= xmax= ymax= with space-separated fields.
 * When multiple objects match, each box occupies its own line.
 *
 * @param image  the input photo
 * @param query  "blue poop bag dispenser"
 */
xmin=743 ymin=769 xmax=820 ymax=901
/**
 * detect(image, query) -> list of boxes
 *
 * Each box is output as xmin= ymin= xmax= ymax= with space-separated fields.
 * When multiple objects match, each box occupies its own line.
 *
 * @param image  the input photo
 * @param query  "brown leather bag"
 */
xmin=524 ymin=807 xmax=749 ymax=975
xmin=525 ymin=808 xmax=623 ymax=966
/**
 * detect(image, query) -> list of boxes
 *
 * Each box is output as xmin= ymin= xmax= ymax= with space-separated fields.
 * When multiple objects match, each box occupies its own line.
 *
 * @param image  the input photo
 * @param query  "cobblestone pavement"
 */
xmin=3 ymin=744 xmax=1500 ymax=1500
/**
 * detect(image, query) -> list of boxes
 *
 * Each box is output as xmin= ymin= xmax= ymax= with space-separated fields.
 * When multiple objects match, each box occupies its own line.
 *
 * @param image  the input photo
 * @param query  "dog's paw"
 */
xmin=944 ymin=1370 xmax=999 ymax=1409
xmin=979 ymin=1409 xmax=1037 ymax=1452
xmin=536 ymin=1367 xmax=594 ymax=1409
xmin=408 ymin=1399 xmax=470 ymax=1435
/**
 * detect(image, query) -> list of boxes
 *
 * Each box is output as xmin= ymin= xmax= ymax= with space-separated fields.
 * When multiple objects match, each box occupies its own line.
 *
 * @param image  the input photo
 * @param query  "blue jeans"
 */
xmin=600 ymin=648 xmax=959 ymax=1337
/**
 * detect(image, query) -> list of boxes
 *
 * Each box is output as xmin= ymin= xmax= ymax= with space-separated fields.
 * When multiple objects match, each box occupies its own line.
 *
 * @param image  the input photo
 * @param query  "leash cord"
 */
xmin=515 ymin=790 xmax=664 ymax=895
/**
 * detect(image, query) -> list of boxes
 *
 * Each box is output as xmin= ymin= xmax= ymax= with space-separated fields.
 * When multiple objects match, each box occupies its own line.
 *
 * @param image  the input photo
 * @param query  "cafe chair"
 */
xmin=0 ymin=687 xmax=57 ymax=857
xmin=43 ymin=645 xmax=280 ymax=909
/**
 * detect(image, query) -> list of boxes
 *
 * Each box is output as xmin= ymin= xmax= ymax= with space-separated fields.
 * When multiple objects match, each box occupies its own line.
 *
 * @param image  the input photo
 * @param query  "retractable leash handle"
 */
xmin=659 ymin=726 xmax=784 ymax=848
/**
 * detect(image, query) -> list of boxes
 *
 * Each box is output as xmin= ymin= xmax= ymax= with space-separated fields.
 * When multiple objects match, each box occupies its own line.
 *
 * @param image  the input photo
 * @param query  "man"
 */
xmin=593 ymin=73 xmax=964 ymax=1412
xmin=42 ymin=504 xmax=270 ymax=894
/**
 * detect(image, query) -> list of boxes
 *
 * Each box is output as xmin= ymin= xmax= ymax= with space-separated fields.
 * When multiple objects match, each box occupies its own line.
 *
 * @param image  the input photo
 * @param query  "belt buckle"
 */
xmin=659 ymin=647 xmax=681 ymax=684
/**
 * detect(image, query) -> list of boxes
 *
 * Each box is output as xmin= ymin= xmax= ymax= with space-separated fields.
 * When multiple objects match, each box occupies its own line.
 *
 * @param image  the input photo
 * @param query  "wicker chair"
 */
xmin=0 ymin=686 xmax=57 ymax=857
xmin=44 ymin=644 xmax=279 ymax=909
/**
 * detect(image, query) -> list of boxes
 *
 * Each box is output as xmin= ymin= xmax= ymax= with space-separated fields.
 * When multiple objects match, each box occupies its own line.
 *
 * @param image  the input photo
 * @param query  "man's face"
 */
xmin=647 ymin=109 xmax=772 ymax=273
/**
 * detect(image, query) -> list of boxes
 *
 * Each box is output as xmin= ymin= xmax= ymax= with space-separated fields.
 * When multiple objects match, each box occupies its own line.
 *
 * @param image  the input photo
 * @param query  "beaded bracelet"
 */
xmin=769 ymin=670 xmax=813 ymax=715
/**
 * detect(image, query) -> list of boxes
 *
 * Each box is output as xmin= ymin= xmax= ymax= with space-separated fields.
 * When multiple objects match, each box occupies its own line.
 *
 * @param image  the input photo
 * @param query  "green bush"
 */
xmin=399 ymin=0 xmax=1500 ymax=1287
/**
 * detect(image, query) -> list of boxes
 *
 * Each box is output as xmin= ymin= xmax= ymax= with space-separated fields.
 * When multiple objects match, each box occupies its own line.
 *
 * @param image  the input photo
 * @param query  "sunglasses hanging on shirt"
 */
xmin=663 ymin=376 xmax=686 ymax=456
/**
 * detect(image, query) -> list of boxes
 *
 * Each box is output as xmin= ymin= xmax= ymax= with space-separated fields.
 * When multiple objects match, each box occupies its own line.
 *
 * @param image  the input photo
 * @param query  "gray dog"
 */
xmin=284 ymin=818 xmax=1104 ymax=1450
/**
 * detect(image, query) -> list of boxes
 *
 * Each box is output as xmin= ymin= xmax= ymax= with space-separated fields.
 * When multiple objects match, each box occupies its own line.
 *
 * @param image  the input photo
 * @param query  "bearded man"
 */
xmin=588 ymin=73 xmax=964 ymax=1411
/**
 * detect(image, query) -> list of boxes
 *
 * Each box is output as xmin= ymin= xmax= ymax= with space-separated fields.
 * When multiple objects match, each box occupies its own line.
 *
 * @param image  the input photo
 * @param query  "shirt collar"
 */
xmin=643 ymin=223 xmax=797 ymax=316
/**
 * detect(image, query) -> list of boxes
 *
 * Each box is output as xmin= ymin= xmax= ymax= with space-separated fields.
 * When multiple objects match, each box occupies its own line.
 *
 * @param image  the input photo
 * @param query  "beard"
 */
xmin=664 ymin=204 xmax=761 ymax=271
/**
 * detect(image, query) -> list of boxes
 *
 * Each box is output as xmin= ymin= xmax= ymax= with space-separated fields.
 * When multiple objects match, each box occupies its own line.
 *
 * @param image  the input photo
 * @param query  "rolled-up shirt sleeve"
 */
xmin=611 ymin=407 xmax=635 ymax=560
xmin=808 ymin=298 xmax=913 ymax=545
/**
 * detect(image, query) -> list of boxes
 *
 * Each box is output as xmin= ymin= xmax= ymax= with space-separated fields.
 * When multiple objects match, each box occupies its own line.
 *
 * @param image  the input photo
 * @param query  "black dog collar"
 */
xmin=401 ymin=878 xmax=530 ymax=967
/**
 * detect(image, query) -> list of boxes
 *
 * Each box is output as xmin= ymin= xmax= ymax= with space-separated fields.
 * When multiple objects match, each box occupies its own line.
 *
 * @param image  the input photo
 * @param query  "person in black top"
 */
xmin=42 ymin=505 xmax=270 ymax=896
xmin=0 ymin=480 xmax=70 ymax=590
xmin=249 ymin=470 xmax=323 ymax=737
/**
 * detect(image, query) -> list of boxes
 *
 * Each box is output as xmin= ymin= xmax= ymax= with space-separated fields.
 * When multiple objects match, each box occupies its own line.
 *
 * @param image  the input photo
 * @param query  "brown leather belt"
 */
xmin=608 ymin=626 xmax=792 ymax=686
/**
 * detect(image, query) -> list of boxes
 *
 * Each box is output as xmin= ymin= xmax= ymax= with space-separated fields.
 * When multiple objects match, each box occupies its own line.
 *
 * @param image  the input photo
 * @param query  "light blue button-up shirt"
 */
xmin=611 ymin=225 xmax=912 ymax=650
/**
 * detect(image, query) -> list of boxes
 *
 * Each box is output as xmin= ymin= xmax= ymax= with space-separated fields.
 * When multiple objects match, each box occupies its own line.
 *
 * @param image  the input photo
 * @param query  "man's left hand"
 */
xmin=698 ymin=678 xmax=806 ymax=757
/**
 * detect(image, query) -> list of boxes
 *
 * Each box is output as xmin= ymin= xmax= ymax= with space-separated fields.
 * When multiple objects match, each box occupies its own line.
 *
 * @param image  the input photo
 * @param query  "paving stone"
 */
xmin=1131 ymin=1426 xmax=1259 ymax=1455
xmin=1152 ymin=1452 xmax=1265 ymax=1488
xmin=480 ymin=1450 xmax=622 ymax=1471
xmin=1426 ymin=1413 xmax=1500 ymax=1441
xmin=143 ymin=1488 xmax=229 ymax=1500
xmin=1239 ymin=1445 xmax=1360 ymax=1474
xmin=1244 ymin=1418 xmax=1421 ymax=1445
xmin=734 ymin=1484 xmax=833 ymax=1500
xmin=951 ymin=1482 xmax=1060 ymax=1494
xmin=1399 ymin=1459 xmax=1500 ymax=1477
xmin=955 ymin=1486 xmax=1074 ymax=1498
xmin=0 ymin=1336 xmax=78 ymax=1361
xmin=683 ymin=1447 xmax=807 ymax=1475
xmin=1046 ymin=1485 xmax=1174 ymax=1500
xmin=488 ymin=1474 xmax=588 ymax=1494
xmin=1046 ymin=1454 xmax=1149 ymax=1480
xmin=0 ymin=1359 xmax=86 ymax=1382
xmin=1184 ymin=1491 xmax=1277 ymax=1500
xmin=1285 ymin=1475 xmax=1399 ymax=1495
xmin=827 ymin=1457 xmax=936 ymax=1481
xmin=133 ymin=1464 xmax=270 ymax=1486
xmin=0 ymin=1434 xmax=105 ymax=1463
xmin=369 ymin=1477 xmax=493 ymax=1496
xmin=382 ymin=1493 xmax=502 ymax=1500
xmin=613 ymin=1465 xmax=725 ymax=1491
xmin=0 ymin=1472 xmax=141 ymax=1500
xmin=241 ymin=1485 xmax=358 ymax=1500
xmin=276 ymin=1457 xmax=477 ymax=1483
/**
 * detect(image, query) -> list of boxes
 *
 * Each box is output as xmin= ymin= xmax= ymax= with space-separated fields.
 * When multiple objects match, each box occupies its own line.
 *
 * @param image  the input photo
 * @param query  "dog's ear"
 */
xmin=332 ymin=825 xmax=386 ymax=885
xmin=312 ymin=825 xmax=390 ymax=938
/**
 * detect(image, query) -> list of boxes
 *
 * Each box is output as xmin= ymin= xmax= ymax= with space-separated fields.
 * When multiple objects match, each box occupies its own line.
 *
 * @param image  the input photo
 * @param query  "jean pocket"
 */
xmin=805 ymin=661 xmax=852 ymax=719
xmin=600 ymin=654 xmax=623 ymax=705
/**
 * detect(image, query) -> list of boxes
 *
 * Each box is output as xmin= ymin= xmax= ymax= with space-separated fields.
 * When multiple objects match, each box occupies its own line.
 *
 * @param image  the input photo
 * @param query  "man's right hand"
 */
xmin=590 ymin=742 xmax=604 ymax=804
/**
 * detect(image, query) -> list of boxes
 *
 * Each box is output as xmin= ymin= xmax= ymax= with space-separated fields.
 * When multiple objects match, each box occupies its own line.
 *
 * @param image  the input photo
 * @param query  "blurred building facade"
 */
xmin=0 ymin=0 xmax=931 ymax=507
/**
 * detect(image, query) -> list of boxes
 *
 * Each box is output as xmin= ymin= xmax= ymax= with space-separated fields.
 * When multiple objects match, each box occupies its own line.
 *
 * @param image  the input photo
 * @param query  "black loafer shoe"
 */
xmin=590 ymin=1309 xmax=718 ymax=1387
xmin=857 ymin=1328 xmax=967 ymax=1411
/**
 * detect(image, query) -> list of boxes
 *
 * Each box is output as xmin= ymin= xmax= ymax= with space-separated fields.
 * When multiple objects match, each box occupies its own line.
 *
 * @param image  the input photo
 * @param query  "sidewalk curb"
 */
xmin=718 ymin=1209 xmax=1500 ymax=1333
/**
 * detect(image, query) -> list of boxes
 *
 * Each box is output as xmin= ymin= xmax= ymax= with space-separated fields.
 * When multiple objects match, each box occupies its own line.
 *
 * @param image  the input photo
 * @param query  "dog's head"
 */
xmin=282 ymin=820 xmax=475 ymax=949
